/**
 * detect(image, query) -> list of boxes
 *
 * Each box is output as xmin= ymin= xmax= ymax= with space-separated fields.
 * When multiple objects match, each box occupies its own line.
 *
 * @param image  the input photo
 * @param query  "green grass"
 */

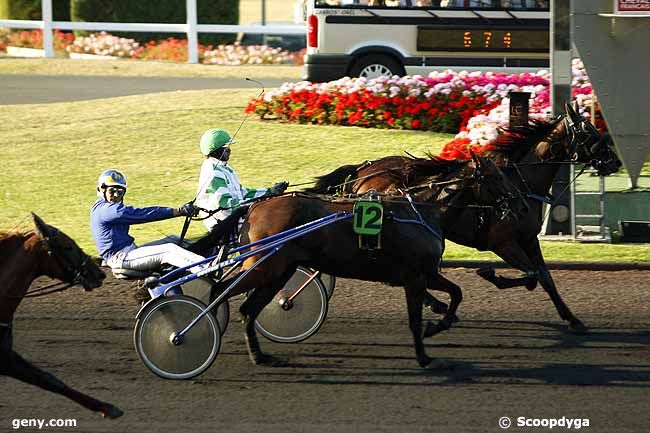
xmin=0 ymin=58 xmax=303 ymax=78
xmin=1 ymin=88 xmax=648 ymax=261
xmin=0 ymin=89 xmax=450 ymax=252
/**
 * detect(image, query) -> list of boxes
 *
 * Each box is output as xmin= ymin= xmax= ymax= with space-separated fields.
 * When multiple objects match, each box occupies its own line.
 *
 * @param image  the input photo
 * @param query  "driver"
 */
xmin=194 ymin=128 xmax=289 ymax=241
xmin=90 ymin=169 xmax=210 ymax=275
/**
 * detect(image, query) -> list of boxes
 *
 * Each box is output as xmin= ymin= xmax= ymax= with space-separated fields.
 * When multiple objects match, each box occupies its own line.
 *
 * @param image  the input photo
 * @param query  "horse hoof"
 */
xmin=253 ymin=353 xmax=280 ymax=366
xmin=476 ymin=267 xmax=495 ymax=279
xmin=424 ymin=359 xmax=453 ymax=370
xmin=568 ymin=320 xmax=588 ymax=334
xmin=101 ymin=405 xmax=124 ymax=419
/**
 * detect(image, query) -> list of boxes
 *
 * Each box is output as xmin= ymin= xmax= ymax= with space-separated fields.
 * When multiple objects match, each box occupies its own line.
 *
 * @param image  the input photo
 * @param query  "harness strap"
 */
xmin=399 ymin=194 xmax=443 ymax=242
xmin=526 ymin=193 xmax=554 ymax=204
xmin=387 ymin=214 xmax=443 ymax=242
xmin=0 ymin=322 xmax=11 ymax=328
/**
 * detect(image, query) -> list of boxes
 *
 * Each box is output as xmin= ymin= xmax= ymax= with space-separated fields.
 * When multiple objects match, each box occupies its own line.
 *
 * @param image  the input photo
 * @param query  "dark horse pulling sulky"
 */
xmin=307 ymin=104 xmax=622 ymax=332
xmin=0 ymin=214 xmax=123 ymax=419
xmin=228 ymin=154 xmax=526 ymax=369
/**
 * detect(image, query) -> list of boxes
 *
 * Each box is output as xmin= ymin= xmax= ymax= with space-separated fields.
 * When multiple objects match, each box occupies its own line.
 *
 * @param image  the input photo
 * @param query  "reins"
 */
xmin=23 ymin=282 xmax=74 ymax=298
xmin=289 ymin=169 xmax=394 ymax=191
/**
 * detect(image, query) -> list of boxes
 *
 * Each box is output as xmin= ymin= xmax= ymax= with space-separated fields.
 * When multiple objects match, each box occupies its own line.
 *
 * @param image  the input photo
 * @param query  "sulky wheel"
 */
xmin=315 ymin=271 xmax=336 ymax=299
xmin=255 ymin=266 xmax=329 ymax=344
xmin=180 ymin=277 xmax=230 ymax=334
xmin=134 ymin=295 xmax=221 ymax=380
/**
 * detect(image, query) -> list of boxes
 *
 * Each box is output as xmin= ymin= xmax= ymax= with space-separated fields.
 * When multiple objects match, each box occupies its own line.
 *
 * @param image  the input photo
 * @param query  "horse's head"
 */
xmin=32 ymin=213 xmax=105 ymax=291
xmin=564 ymin=103 xmax=622 ymax=176
xmin=468 ymin=152 xmax=529 ymax=221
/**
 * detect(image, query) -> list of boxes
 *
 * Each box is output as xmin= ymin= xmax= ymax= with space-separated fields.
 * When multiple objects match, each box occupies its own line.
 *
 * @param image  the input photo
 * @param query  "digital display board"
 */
xmin=418 ymin=27 xmax=550 ymax=52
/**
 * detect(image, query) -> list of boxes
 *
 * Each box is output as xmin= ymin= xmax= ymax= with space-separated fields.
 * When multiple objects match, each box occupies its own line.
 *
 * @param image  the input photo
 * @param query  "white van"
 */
xmin=303 ymin=1 xmax=550 ymax=82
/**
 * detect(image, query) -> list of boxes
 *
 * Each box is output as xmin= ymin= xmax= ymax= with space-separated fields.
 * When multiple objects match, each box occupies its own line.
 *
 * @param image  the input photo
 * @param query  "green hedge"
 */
xmin=0 ymin=0 xmax=70 ymax=20
xmin=70 ymin=0 xmax=238 ymax=45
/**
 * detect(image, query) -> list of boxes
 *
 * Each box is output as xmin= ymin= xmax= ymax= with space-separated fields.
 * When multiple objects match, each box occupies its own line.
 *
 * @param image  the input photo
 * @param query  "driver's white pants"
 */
xmin=106 ymin=242 xmax=206 ymax=274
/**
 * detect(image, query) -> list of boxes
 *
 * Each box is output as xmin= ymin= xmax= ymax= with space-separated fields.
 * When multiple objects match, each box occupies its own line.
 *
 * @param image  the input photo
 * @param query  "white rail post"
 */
xmin=186 ymin=0 xmax=199 ymax=64
xmin=42 ymin=0 xmax=54 ymax=58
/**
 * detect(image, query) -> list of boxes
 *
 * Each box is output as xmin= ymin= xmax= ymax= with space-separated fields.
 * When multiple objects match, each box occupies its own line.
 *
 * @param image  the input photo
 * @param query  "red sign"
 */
xmin=616 ymin=0 xmax=650 ymax=13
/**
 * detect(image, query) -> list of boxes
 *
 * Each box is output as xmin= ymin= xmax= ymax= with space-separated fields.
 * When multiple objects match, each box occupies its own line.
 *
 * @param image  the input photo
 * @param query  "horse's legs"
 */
xmin=423 ymin=292 xmax=450 ymax=314
xmin=403 ymin=276 xmax=432 ymax=368
xmin=239 ymin=269 xmax=294 ymax=365
xmin=479 ymin=241 xmax=538 ymax=290
xmin=3 ymin=350 xmax=123 ymax=419
xmin=523 ymin=239 xmax=586 ymax=332
xmin=423 ymin=273 xmax=463 ymax=338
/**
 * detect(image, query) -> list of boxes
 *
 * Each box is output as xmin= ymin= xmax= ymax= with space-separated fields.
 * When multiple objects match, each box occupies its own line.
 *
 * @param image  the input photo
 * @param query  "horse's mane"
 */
xmin=400 ymin=154 xmax=469 ymax=184
xmin=0 ymin=230 xmax=35 ymax=264
xmin=485 ymin=118 xmax=563 ymax=162
xmin=306 ymin=163 xmax=360 ymax=194
xmin=0 ymin=229 xmax=32 ymax=243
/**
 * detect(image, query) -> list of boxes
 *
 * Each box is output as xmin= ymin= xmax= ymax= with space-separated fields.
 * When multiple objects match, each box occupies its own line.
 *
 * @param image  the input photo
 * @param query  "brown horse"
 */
xmin=0 ymin=214 xmax=123 ymax=419
xmin=307 ymin=104 xmax=622 ymax=331
xmin=221 ymin=154 xmax=525 ymax=368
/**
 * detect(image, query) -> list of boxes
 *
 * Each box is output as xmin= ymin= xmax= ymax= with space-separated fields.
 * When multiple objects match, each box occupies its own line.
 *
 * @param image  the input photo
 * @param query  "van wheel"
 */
xmin=350 ymin=54 xmax=404 ymax=79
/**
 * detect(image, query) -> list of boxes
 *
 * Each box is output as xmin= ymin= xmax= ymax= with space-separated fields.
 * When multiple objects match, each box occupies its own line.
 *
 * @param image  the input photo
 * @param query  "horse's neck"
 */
xmin=0 ymin=233 xmax=45 ymax=323
xmin=517 ymin=153 xmax=562 ymax=195
xmin=437 ymin=189 xmax=474 ymax=231
xmin=516 ymin=121 xmax=569 ymax=195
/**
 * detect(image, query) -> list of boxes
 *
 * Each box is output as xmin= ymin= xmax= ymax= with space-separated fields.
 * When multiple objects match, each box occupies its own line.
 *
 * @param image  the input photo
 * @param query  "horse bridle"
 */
xmin=564 ymin=113 xmax=602 ymax=162
xmin=23 ymin=229 xmax=92 ymax=298
xmin=470 ymin=163 xmax=524 ymax=221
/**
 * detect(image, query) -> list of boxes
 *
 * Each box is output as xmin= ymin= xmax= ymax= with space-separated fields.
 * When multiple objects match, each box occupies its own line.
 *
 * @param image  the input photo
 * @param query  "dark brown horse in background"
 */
xmin=307 ymin=104 xmax=622 ymax=332
xmin=219 ymin=155 xmax=525 ymax=368
xmin=0 ymin=214 xmax=123 ymax=419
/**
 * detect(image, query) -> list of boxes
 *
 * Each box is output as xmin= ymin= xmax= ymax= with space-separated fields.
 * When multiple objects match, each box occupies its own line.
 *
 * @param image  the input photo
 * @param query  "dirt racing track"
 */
xmin=3 ymin=268 xmax=649 ymax=433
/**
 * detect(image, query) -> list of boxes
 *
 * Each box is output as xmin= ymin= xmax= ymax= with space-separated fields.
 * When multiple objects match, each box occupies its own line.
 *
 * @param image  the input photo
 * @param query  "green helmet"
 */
xmin=199 ymin=128 xmax=235 ymax=156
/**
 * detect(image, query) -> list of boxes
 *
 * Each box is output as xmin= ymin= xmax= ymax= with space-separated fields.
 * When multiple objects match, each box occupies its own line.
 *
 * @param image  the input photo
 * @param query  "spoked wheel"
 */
xmin=316 ymin=271 xmax=336 ymax=299
xmin=134 ymin=295 xmax=221 ymax=380
xmin=255 ymin=266 xmax=329 ymax=343
xmin=180 ymin=277 xmax=230 ymax=334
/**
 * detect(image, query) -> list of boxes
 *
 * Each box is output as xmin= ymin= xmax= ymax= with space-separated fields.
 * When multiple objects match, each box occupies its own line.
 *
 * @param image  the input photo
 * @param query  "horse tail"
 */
xmin=305 ymin=164 xmax=360 ymax=194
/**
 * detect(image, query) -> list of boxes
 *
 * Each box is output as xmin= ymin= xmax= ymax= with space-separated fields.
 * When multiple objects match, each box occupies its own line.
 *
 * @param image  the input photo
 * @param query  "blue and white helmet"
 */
xmin=97 ymin=169 xmax=127 ymax=191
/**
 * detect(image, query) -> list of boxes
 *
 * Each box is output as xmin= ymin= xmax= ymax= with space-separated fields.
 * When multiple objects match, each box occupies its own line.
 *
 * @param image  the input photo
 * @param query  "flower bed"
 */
xmin=245 ymin=59 xmax=601 ymax=154
xmin=3 ymin=29 xmax=73 ymax=52
xmin=0 ymin=28 xmax=9 ymax=52
xmin=0 ymin=29 xmax=303 ymax=65
xmin=202 ymin=42 xmax=295 ymax=65
xmin=134 ymin=37 xmax=190 ymax=62
xmin=66 ymin=32 xmax=138 ymax=59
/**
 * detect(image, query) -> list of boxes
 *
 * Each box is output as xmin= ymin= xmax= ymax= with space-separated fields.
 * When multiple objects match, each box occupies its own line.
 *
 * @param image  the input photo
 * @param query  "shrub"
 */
xmin=0 ymin=0 xmax=70 ymax=20
xmin=70 ymin=0 xmax=238 ymax=45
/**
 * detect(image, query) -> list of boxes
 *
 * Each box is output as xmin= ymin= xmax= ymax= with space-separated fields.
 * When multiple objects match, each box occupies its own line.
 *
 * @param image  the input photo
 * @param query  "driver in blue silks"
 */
xmin=90 ymin=169 xmax=210 ymax=275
